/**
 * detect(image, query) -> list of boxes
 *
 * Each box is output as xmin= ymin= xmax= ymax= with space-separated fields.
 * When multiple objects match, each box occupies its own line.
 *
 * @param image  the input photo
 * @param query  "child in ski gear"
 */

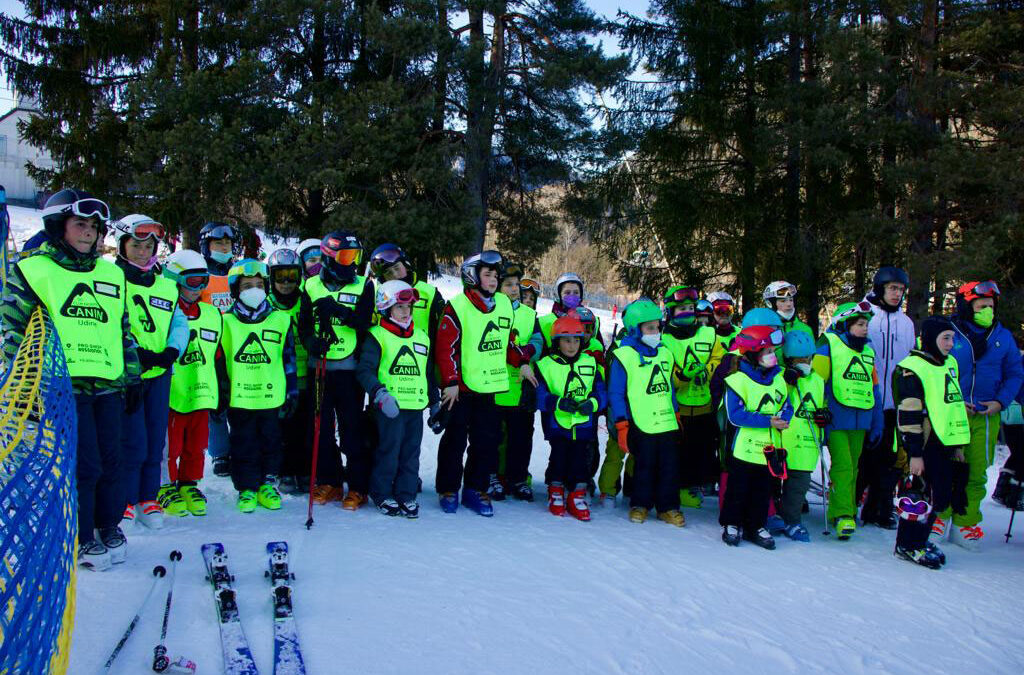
xmin=707 ymin=291 xmax=740 ymax=350
xmin=608 ymin=298 xmax=684 ymax=526
xmin=859 ymin=267 xmax=915 ymax=529
xmin=164 ymin=249 xmax=221 ymax=517
xmin=369 ymin=243 xmax=445 ymax=342
xmin=539 ymin=273 xmax=604 ymax=352
xmin=434 ymin=251 xmax=532 ymax=516
xmin=763 ymin=281 xmax=814 ymax=339
xmin=720 ymin=324 xmax=792 ymax=549
xmin=778 ymin=331 xmax=827 ymax=542
xmin=357 ymin=280 xmax=439 ymax=518
xmin=298 ymin=231 xmax=375 ymax=509
xmin=536 ymin=315 xmax=608 ymax=520
xmin=893 ymin=316 xmax=971 ymax=568
xmin=695 ymin=300 xmax=714 ymax=328
xmin=596 ymin=309 xmax=633 ymax=506
xmin=812 ymin=301 xmax=884 ymax=539
xmin=112 ymin=215 xmax=188 ymax=530
xmin=297 ymin=238 xmax=323 ymax=279
xmin=661 ymin=286 xmax=726 ymax=510
xmin=267 ymin=248 xmax=310 ymax=491
xmin=939 ymin=281 xmax=1024 ymax=548
xmin=217 ymin=259 xmax=297 ymax=513
xmin=1 ymin=189 xmax=141 ymax=570
xmin=519 ymin=278 xmax=540 ymax=310
xmin=491 ymin=261 xmax=542 ymax=502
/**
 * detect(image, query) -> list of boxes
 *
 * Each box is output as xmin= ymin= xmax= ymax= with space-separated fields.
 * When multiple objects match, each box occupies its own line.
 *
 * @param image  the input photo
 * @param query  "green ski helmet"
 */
xmin=830 ymin=300 xmax=873 ymax=332
xmin=622 ymin=297 xmax=662 ymax=334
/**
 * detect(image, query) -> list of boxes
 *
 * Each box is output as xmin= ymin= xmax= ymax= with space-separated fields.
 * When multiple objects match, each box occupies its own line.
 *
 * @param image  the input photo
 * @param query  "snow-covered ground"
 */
xmin=8 ymin=204 xmax=1023 ymax=672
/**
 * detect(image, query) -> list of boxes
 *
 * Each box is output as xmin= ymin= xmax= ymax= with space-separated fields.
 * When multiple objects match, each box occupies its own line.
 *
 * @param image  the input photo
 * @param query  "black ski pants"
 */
xmin=228 ymin=407 xmax=282 ymax=492
xmin=436 ymin=391 xmax=501 ymax=494
xmin=629 ymin=428 xmax=679 ymax=513
xmin=720 ymin=456 xmax=773 ymax=532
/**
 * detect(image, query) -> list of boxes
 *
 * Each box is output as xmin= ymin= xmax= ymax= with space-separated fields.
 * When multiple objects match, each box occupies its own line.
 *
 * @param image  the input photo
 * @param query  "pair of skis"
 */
xmin=201 ymin=541 xmax=307 ymax=675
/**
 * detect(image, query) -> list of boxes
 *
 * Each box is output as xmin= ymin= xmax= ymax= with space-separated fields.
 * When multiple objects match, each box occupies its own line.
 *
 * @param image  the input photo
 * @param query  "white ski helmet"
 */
xmin=110 ymin=214 xmax=165 ymax=256
xmin=706 ymin=291 xmax=734 ymax=305
xmin=162 ymin=249 xmax=209 ymax=289
xmin=555 ymin=272 xmax=584 ymax=299
xmin=375 ymin=279 xmax=417 ymax=314
xmin=763 ymin=280 xmax=797 ymax=305
xmin=297 ymin=238 xmax=321 ymax=256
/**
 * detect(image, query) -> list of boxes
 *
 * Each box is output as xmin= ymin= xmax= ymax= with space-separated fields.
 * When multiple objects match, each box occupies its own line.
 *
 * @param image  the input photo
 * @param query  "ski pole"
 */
xmin=99 ymin=565 xmax=166 ymax=674
xmin=1006 ymin=505 xmax=1016 ymax=544
xmin=811 ymin=423 xmax=830 ymax=536
xmin=306 ymin=355 xmax=327 ymax=529
xmin=152 ymin=551 xmax=195 ymax=673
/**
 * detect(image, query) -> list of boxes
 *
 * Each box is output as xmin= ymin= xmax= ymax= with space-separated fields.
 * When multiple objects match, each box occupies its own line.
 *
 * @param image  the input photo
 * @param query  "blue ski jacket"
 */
xmin=949 ymin=318 xmax=1024 ymax=411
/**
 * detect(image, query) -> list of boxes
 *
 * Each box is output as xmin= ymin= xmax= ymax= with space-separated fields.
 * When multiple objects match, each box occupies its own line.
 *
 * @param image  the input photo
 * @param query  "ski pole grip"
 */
xmin=154 ymin=565 xmax=167 ymax=577
xmin=169 ymin=550 xmax=183 ymax=562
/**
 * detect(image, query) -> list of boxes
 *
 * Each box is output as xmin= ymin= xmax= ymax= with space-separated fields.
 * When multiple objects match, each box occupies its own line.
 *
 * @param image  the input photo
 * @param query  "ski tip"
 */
xmin=169 ymin=550 xmax=183 ymax=562
xmin=154 ymin=565 xmax=167 ymax=577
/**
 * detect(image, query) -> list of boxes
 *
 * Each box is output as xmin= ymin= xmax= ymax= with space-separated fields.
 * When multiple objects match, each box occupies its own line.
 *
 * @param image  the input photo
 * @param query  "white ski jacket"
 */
xmin=864 ymin=295 xmax=917 ymax=410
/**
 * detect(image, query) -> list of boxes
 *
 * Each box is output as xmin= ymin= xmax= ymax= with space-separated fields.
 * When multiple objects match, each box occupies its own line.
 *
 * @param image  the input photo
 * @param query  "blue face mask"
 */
xmin=210 ymin=250 xmax=233 ymax=264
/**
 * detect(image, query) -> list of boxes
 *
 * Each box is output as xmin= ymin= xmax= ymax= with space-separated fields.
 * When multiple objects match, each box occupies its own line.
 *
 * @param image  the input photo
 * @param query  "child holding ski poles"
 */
xmin=720 ymin=324 xmax=791 ymax=549
xmin=536 ymin=315 xmax=608 ymax=520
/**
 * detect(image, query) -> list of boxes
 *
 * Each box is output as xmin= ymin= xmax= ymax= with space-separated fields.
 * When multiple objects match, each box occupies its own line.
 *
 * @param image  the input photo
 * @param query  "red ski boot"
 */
xmin=567 ymin=489 xmax=591 ymax=521
xmin=548 ymin=485 xmax=566 ymax=517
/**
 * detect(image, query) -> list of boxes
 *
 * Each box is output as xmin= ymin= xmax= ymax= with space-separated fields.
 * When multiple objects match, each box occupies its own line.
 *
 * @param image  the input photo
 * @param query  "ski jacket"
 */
xmin=863 ymin=294 xmax=916 ymax=411
xmin=812 ymin=330 xmax=884 ymax=439
xmin=723 ymin=359 xmax=794 ymax=431
xmin=297 ymin=273 xmax=374 ymax=372
xmin=356 ymin=316 xmax=439 ymax=407
xmin=216 ymin=301 xmax=298 ymax=409
xmin=535 ymin=352 xmax=608 ymax=442
xmin=607 ymin=335 xmax=679 ymax=424
xmin=949 ymin=317 xmax=1023 ymax=410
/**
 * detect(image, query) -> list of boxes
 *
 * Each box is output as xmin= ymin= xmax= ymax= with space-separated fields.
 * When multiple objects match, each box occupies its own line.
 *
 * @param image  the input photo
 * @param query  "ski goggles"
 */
xmin=127 ymin=219 xmax=165 ymax=241
xmin=390 ymin=287 xmax=420 ymax=305
xmin=301 ymin=248 xmax=322 ymax=262
xmin=962 ymin=280 xmax=1000 ymax=300
xmin=167 ymin=269 xmax=209 ymax=290
xmin=712 ymin=300 xmax=734 ymax=315
xmin=893 ymin=495 xmax=932 ymax=522
xmin=46 ymin=197 xmax=111 ymax=222
xmin=204 ymin=224 xmax=237 ymax=241
xmin=370 ymin=247 xmax=403 ymax=268
xmin=478 ymin=250 xmax=503 ymax=267
xmin=229 ymin=259 xmax=269 ymax=280
xmin=667 ymin=287 xmax=699 ymax=304
xmin=519 ymin=278 xmax=540 ymax=294
xmin=834 ymin=300 xmax=873 ymax=321
xmin=321 ymin=236 xmax=363 ymax=266
xmin=271 ymin=268 xmax=301 ymax=283
xmin=769 ymin=285 xmax=797 ymax=299
xmin=502 ymin=262 xmax=525 ymax=280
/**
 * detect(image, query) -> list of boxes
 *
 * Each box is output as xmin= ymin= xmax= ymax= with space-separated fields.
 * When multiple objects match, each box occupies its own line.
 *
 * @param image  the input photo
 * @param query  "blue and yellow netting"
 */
xmin=0 ymin=307 xmax=77 ymax=675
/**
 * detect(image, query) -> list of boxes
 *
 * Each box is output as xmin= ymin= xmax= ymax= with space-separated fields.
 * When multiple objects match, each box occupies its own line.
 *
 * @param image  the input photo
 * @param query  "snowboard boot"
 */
xmin=377 ymin=499 xmax=403 ymax=517
xmin=742 ymin=527 xmax=776 ymax=550
xmin=721 ymin=525 xmax=741 ymax=547
xmin=628 ymin=507 xmax=648 ymax=524
xmin=950 ymin=524 xmax=983 ymax=551
xmin=782 ymin=523 xmax=810 ymax=542
xmin=835 ymin=516 xmax=857 ymax=540
xmin=401 ymin=501 xmax=420 ymax=519
xmin=212 ymin=455 xmax=231 ymax=477
xmin=136 ymin=501 xmax=164 ymax=529
xmin=510 ymin=482 xmax=534 ymax=502
xmin=78 ymin=540 xmax=112 ymax=572
xmin=678 ymin=488 xmax=702 ymax=509
xmin=98 ymin=526 xmax=127 ymax=564
xmin=157 ymin=483 xmax=188 ymax=517
xmin=439 ymin=492 xmax=459 ymax=514
xmin=179 ymin=484 xmax=208 ymax=516
xmin=657 ymin=510 xmax=685 ymax=527
xmin=567 ymin=489 xmax=591 ymax=522
xmin=894 ymin=545 xmax=942 ymax=570
xmin=237 ymin=490 xmax=258 ymax=513
xmin=342 ymin=491 xmax=368 ymax=511
xmin=461 ymin=489 xmax=494 ymax=517
xmin=487 ymin=474 xmax=507 ymax=501
xmin=548 ymin=485 xmax=566 ymax=517
xmin=311 ymin=484 xmax=342 ymax=505
xmin=258 ymin=483 xmax=282 ymax=510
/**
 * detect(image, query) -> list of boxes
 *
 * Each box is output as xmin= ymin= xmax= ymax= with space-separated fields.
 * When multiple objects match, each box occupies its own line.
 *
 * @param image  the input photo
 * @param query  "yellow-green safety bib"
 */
xmin=169 ymin=302 xmax=222 ymax=413
xmin=537 ymin=352 xmax=598 ymax=435
xmin=662 ymin=326 xmax=716 ymax=407
xmin=495 ymin=302 xmax=537 ymax=407
xmin=271 ymin=295 xmax=308 ymax=383
xmin=370 ymin=324 xmax=430 ymax=410
xmin=897 ymin=354 xmax=971 ymax=446
xmin=616 ymin=345 xmax=678 ymax=434
xmin=824 ymin=332 xmax=876 ymax=410
xmin=221 ymin=310 xmax=291 ymax=410
xmin=127 ymin=274 xmax=179 ymax=380
xmin=724 ymin=369 xmax=788 ymax=465
xmin=304 ymin=275 xmax=366 ymax=361
xmin=780 ymin=372 xmax=826 ymax=471
xmin=448 ymin=292 xmax=513 ymax=394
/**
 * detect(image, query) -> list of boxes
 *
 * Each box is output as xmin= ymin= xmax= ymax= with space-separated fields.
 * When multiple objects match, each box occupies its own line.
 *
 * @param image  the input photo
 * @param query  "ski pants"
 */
xmin=598 ymin=434 xmax=634 ymax=497
xmin=76 ymin=391 xmax=124 ymax=542
xmin=857 ymin=409 xmax=901 ymax=522
xmin=208 ymin=409 xmax=230 ymax=459
xmin=940 ymin=413 xmax=999 ymax=527
xmin=719 ymin=456 xmax=772 ymax=532
xmin=547 ymin=436 xmax=591 ymax=489
xmin=167 ymin=409 xmax=208 ymax=483
xmin=897 ymin=439 xmax=954 ymax=550
xmin=1004 ymin=423 xmax=1024 ymax=476
xmin=121 ymin=371 xmax=171 ymax=505
xmin=779 ymin=469 xmax=813 ymax=526
xmin=436 ymin=391 xmax=501 ymax=494
xmin=370 ymin=409 xmax=423 ymax=505
xmin=312 ymin=369 xmax=367 ymax=491
xmin=678 ymin=410 xmax=720 ymax=489
xmin=228 ymin=407 xmax=282 ymax=492
xmin=826 ymin=429 xmax=866 ymax=521
xmin=499 ymin=404 xmax=535 ymax=485
xmin=629 ymin=428 xmax=679 ymax=513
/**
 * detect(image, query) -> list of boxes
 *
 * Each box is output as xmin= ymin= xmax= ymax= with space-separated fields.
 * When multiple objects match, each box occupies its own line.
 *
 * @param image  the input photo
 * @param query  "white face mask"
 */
xmin=239 ymin=287 xmax=266 ymax=309
xmin=795 ymin=362 xmax=812 ymax=376
xmin=640 ymin=333 xmax=662 ymax=348
xmin=778 ymin=307 xmax=796 ymax=320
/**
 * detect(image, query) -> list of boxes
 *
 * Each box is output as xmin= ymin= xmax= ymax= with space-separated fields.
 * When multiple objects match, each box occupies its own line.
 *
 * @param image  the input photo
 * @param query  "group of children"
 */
xmin=3 ymin=189 xmax=1022 ymax=574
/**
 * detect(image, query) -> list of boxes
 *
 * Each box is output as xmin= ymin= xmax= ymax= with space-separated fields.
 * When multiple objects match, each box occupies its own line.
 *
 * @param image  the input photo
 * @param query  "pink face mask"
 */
xmin=562 ymin=295 xmax=581 ymax=310
xmin=129 ymin=255 xmax=159 ymax=272
xmin=759 ymin=351 xmax=778 ymax=368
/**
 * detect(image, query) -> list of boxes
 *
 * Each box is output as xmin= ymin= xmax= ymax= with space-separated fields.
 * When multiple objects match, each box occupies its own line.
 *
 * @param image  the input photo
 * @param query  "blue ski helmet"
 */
xmin=782 ymin=331 xmax=815 ymax=358
xmin=741 ymin=307 xmax=784 ymax=329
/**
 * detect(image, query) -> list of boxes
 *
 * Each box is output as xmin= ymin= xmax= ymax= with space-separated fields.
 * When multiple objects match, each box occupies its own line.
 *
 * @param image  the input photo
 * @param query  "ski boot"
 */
xmin=212 ymin=455 xmax=231 ymax=477
xmin=78 ymin=540 xmax=112 ymax=572
xmin=237 ymin=490 xmax=258 ymax=513
xmin=179 ymin=484 xmax=208 ymax=516
xmin=98 ymin=526 xmax=127 ymax=564
xmin=743 ymin=527 xmax=776 ymax=550
xmin=679 ymin=488 xmax=703 ymax=509
xmin=439 ymin=492 xmax=459 ymax=514
xmin=548 ymin=485 xmax=566 ymax=517
xmin=782 ymin=523 xmax=810 ymax=542
xmin=657 ymin=510 xmax=685 ymax=527
xmin=567 ymin=489 xmax=591 ymax=522
xmin=628 ymin=507 xmax=648 ymax=524
xmin=835 ymin=516 xmax=857 ymax=540
xmin=510 ymin=482 xmax=534 ymax=502
xmin=136 ymin=500 xmax=165 ymax=529
xmin=377 ymin=499 xmax=403 ymax=517
xmin=311 ymin=484 xmax=342 ymax=505
xmin=342 ymin=491 xmax=368 ymax=511
xmin=401 ymin=501 xmax=420 ymax=519
xmin=766 ymin=514 xmax=786 ymax=534
xmin=258 ymin=482 xmax=283 ymax=510
xmin=122 ymin=504 xmax=135 ymax=527
xmin=894 ymin=545 xmax=941 ymax=570
xmin=461 ymin=489 xmax=494 ymax=517
xmin=157 ymin=483 xmax=188 ymax=517
xmin=598 ymin=492 xmax=617 ymax=508
xmin=950 ymin=525 xmax=983 ymax=551
xmin=721 ymin=525 xmax=741 ymax=547
xmin=993 ymin=472 xmax=1024 ymax=510
xmin=925 ymin=542 xmax=946 ymax=566
xmin=930 ymin=516 xmax=950 ymax=542
xmin=487 ymin=474 xmax=507 ymax=501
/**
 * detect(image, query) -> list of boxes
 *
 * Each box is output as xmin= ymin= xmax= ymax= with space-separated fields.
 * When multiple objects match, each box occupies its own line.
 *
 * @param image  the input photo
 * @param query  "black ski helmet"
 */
xmin=320 ymin=230 xmax=363 ymax=281
xmin=369 ymin=243 xmax=410 ymax=280
xmin=199 ymin=221 xmax=239 ymax=259
xmin=41 ymin=188 xmax=110 ymax=244
xmin=872 ymin=266 xmax=909 ymax=300
xmin=460 ymin=250 xmax=503 ymax=294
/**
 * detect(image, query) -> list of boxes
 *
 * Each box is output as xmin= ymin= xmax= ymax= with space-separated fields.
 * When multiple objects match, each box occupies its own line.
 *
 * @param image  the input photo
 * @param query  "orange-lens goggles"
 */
xmin=323 ymin=246 xmax=362 ymax=266
xmin=273 ymin=269 xmax=301 ymax=283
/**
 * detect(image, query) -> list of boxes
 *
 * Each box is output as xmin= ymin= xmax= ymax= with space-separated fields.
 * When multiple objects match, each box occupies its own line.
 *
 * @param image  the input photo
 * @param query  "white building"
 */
xmin=0 ymin=97 xmax=53 ymax=203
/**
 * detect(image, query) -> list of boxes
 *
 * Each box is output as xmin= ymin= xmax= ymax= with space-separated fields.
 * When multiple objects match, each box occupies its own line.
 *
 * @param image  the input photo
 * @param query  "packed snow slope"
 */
xmin=4 ymin=204 xmax=1017 ymax=672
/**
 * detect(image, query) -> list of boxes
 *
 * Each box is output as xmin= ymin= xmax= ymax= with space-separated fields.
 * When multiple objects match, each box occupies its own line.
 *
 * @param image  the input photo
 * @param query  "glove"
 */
xmin=313 ymin=297 xmax=353 ymax=323
xmin=682 ymin=360 xmax=704 ymax=380
xmin=812 ymin=408 xmax=832 ymax=429
xmin=614 ymin=420 xmax=630 ymax=454
xmin=124 ymin=383 xmax=144 ymax=415
xmin=136 ymin=348 xmax=160 ymax=371
xmin=427 ymin=402 xmax=450 ymax=434
xmin=374 ymin=388 xmax=400 ymax=419
xmin=557 ymin=398 xmax=580 ymax=414
xmin=576 ymin=398 xmax=596 ymax=416
xmin=280 ymin=396 xmax=298 ymax=420
xmin=783 ymin=366 xmax=801 ymax=387
xmin=309 ymin=337 xmax=331 ymax=360
xmin=156 ymin=347 xmax=179 ymax=369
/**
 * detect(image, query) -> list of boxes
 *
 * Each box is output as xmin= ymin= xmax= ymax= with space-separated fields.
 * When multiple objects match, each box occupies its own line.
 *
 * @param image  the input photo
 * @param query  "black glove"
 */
xmin=280 ymin=396 xmax=298 ymax=420
xmin=309 ymin=337 xmax=330 ymax=360
xmin=427 ymin=402 xmax=450 ymax=434
xmin=557 ymin=398 xmax=580 ymax=414
xmin=136 ymin=348 xmax=160 ymax=371
xmin=783 ymin=366 xmax=801 ymax=387
xmin=156 ymin=347 xmax=179 ymax=369
xmin=313 ymin=297 xmax=353 ymax=324
xmin=812 ymin=408 xmax=833 ymax=429
xmin=124 ymin=383 xmax=144 ymax=415
xmin=576 ymin=398 xmax=597 ymax=416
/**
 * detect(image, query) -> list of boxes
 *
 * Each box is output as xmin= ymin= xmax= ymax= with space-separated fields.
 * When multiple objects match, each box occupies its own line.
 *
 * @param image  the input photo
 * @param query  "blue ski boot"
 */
xmin=439 ymin=492 xmax=459 ymax=514
xmin=782 ymin=523 xmax=810 ymax=542
xmin=461 ymin=489 xmax=494 ymax=517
